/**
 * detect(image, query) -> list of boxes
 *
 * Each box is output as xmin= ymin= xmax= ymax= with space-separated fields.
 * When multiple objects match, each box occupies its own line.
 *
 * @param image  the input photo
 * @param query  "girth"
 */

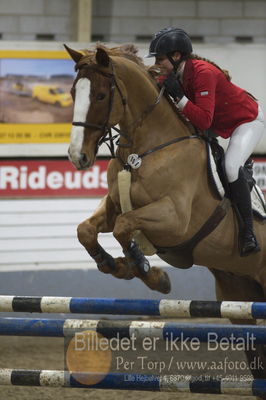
xmin=156 ymin=198 xmax=230 ymax=269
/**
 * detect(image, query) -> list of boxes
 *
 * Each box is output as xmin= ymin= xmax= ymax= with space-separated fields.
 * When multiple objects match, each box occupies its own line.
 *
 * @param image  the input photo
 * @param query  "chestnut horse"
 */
xmin=65 ymin=44 xmax=266 ymax=313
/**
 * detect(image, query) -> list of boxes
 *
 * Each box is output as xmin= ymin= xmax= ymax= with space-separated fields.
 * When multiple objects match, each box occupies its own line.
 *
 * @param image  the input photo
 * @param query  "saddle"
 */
xmin=206 ymin=135 xmax=266 ymax=220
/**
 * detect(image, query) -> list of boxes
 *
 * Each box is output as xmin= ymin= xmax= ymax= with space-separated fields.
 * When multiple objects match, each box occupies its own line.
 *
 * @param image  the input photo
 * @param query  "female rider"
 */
xmin=147 ymin=27 xmax=265 ymax=257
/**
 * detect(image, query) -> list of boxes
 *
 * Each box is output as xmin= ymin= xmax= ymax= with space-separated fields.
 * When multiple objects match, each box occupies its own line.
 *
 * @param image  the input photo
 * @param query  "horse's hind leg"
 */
xmin=211 ymin=268 xmax=266 ymax=321
xmin=77 ymin=195 xmax=135 ymax=280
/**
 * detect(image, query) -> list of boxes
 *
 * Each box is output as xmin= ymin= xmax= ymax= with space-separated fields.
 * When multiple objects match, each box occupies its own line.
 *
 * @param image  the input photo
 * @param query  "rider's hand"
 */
xmin=164 ymin=74 xmax=184 ymax=101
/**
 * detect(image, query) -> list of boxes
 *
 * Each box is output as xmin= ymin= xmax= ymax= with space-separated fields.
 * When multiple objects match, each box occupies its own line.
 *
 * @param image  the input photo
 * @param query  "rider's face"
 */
xmin=155 ymin=52 xmax=181 ymax=74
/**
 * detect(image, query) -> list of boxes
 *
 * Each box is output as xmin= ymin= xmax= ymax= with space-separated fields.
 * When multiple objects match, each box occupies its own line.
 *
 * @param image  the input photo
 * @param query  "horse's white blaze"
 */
xmin=69 ymin=77 xmax=91 ymax=166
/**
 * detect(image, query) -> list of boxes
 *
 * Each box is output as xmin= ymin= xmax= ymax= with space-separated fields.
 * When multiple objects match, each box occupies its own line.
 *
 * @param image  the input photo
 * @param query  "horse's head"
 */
xmin=65 ymin=45 xmax=127 ymax=170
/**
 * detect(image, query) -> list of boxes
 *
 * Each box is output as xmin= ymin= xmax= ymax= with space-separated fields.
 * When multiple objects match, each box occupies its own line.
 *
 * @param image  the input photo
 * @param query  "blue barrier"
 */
xmin=0 ymin=317 xmax=266 ymax=343
xmin=0 ymin=369 xmax=265 ymax=396
xmin=0 ymin=295 xmax=265 ymax=319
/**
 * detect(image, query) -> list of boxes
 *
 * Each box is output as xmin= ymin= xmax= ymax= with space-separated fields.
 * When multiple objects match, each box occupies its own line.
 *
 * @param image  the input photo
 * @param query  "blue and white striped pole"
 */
xmin=0 ymin=369 xmax=266 ymax=396
xmin=0 ymin=317 xmax=266 ymax=343
xmin=0 ymin=295 xmax=266 ymax=319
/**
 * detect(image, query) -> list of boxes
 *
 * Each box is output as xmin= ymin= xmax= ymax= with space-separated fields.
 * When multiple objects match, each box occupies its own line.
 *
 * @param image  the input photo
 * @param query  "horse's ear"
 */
xmin=64 ymin=44 xmax=83 ymax=63
xmin=96 ymin=47 xmax=110 ymax=67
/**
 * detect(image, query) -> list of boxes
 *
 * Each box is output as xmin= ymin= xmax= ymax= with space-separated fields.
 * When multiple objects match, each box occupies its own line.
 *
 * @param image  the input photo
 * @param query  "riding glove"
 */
xmin=164 ymin=74 xmax=184 ymax=101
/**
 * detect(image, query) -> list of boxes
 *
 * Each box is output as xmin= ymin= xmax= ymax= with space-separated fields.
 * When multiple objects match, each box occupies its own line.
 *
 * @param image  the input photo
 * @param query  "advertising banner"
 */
xmin=0 ymin=157 xmax=265 ymax=198
xmin=0 ymin=159 xmax=109 ymax=197
xmin=0 ymin=50 xmax=74 ymax=144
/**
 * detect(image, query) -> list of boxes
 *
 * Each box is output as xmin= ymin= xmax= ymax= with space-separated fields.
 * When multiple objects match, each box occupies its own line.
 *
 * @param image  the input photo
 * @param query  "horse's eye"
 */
xmin=96 ymin=93 xmax=106 ymax=101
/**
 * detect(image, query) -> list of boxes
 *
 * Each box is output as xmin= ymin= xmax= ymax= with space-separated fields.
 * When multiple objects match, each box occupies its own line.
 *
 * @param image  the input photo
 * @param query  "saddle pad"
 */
xmin=207 ymin=144 xmax=266 ymax=220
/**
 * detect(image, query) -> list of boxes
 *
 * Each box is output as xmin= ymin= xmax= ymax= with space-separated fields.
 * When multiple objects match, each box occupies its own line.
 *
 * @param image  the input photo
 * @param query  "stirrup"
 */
xmin=239 ymin=232 xmax=261 ymax=257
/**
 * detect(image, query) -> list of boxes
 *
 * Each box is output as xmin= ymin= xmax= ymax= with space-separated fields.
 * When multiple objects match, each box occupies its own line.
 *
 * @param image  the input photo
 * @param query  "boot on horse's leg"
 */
xmin=229 ymin=167 xmax=260 ymax=257
xmin=92 ymin=245 xmax=135 ymax=280
xmin=124 ymin=240 xmax=171 ymax=294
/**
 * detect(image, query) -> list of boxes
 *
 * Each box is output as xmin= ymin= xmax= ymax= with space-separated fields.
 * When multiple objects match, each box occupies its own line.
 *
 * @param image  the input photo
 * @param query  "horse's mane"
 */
xmin=78 ymin=43 xmax=146 ymax=69
xmin=77 ymin=42 xmax=164 ymax=83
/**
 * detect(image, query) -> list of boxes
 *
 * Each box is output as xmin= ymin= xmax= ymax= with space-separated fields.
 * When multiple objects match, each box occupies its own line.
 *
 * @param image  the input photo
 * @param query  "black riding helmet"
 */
xmin=147 ymin=27 xmax=193 ymax=58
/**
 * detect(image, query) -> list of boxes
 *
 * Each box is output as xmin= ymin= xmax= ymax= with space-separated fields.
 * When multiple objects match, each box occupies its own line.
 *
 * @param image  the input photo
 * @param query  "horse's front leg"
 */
xmin=112 ymin=197 xmax=185 ymax=294
xmin=77 ymin=195 xmax=135 ymax=280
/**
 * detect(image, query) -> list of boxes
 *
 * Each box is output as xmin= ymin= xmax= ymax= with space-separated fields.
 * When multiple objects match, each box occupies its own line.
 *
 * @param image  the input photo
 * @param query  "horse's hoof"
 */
xmin=157 ymin=270 xmax=171 ymax=294
xmin=97 ymin=264 xmax=112 ymax=274
xmin=143 ymin=267 xmax=171 ymax=294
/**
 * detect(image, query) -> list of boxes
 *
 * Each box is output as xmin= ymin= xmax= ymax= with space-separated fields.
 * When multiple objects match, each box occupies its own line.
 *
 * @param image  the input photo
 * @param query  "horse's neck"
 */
xmin=117 ymin=71 xmax=190 ymax=157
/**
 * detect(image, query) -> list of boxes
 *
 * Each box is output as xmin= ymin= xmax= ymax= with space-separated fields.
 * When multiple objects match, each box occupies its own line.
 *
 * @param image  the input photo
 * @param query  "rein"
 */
xmin=125 ymin=135 xmax=200 ymax=170
xmin=72 ymin=60 xmax=200 ymax=165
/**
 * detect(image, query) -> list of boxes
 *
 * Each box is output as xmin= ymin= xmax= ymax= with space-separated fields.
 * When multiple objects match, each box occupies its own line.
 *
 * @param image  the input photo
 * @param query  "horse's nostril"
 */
xmin=80 ymin=153 xmax=89 ymax=168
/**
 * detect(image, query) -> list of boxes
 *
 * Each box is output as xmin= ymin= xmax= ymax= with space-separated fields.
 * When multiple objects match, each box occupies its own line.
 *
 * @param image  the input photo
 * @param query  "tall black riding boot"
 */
xmin=229 ymin=167 xmax=260 ymax=257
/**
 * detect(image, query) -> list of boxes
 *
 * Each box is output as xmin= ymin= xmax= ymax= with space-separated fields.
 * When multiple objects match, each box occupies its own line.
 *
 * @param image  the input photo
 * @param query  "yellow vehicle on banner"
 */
xmin=32 ymin=85 xmax=72 ymax=107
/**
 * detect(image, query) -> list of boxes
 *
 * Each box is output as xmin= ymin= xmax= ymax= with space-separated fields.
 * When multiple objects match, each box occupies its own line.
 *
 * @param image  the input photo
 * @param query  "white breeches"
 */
xmin=225 ymin=106 xmax=265 ymax=183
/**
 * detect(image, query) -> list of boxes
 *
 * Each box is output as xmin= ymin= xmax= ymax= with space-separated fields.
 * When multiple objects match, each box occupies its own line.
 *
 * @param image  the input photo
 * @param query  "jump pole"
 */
xmin=0 ymin=369 xmax=266 ymax=396
xmin=0 ymin=295 xmax=266 ymax=319
xmin=0 ymin=317 xmax=266 ymax=342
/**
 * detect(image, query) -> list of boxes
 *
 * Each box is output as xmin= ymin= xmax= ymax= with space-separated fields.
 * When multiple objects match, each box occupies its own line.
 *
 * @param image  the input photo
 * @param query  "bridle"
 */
xmin=72 ymin=63 xmax=129 ymax=157
xmin=72 ymin=61 xmax=168 ymax=158
xmin=72 ymin=60 xmax=200 ymax=167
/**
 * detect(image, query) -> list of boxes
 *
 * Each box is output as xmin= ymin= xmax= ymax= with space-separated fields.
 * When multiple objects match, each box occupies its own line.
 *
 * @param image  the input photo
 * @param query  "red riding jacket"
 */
xmin=173 ymin=59 xmax=258 ymax=138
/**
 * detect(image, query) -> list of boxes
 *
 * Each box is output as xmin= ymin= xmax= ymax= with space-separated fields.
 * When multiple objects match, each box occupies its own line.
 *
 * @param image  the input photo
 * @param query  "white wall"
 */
xmin=0 ymin=197 xmax=169 ymax=270
xmin=0 ymin=197 xmax=111 ymax=269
